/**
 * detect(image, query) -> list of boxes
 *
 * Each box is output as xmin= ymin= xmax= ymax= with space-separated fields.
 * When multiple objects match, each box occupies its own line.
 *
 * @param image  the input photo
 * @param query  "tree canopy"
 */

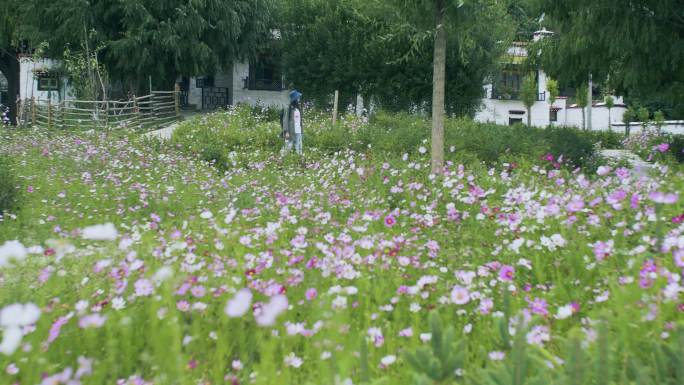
xmin=533 ymin=0 xmax=684 ymax=118
xmin=279 ymin=0 xmax=513 ymax=116
xmin=18 ymin=0 xmax=275 ymax=92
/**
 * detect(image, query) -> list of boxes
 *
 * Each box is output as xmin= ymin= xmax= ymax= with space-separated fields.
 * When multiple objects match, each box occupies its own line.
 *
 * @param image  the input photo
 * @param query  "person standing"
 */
xmin=280 ymin=90 xmax=302 ymax=155
xmin=292 ymin=100 xmax=303 ymax=155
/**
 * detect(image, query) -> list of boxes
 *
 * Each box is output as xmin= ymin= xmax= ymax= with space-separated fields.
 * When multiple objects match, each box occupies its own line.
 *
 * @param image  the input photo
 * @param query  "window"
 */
xmin=550 ymin=109 xmax=558 ymax=122
xmin=248 ymin=54 xmax=283 ymax=91
xmin=492 ymin=69 xmax=524 ymax=99
xmin=37 ymin=77 xmax=59 ymax=91
xmin=509 ymin=117 xmax=523 ymax=126
xmin=196 ymin=76 xmax=214 ymax=88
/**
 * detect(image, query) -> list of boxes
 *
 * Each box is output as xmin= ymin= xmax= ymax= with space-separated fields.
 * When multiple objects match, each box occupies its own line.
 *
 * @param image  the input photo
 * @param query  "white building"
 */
xmin=15 ymin=55 xmax=288 ymax=110
xmin=18 ymin=56 xmax=71 ymax=103
xmin=474 ymin=30 xmax=627 ymax=131
xmin=181 ymin=56 xmax=289 ymax=111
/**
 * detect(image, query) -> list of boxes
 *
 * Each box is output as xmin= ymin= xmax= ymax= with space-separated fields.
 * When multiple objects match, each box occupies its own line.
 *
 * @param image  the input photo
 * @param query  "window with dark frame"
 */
xmin=248 ymin=54 xmax=283 ymax=91
xmin=37 ymin=76 xmax=59 ymax=91
xmin=550 ymin=109 xmax=558 ymax=122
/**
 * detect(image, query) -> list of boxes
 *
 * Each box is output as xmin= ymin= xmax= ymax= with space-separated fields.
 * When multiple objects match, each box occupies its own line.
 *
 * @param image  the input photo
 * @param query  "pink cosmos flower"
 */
xmin=47 ymin=315 xmax=71 ymax=343
xmin=498 ymin=265 xmax=515 ymax=281
xmin=305 ymin=288 xmax=317 ymax=301
xmin=566 ymin=199 xmax=585 ymax=213
xmin=649 ymin=191 xmax=679 ymax=205
xmin=367 ymin=327 xmax=384 ymax=347
xmin=655 ymin=143 xmax=670 ymax=153
xmin=384 ymin=214 xmax=396 ymax=228
xmin=78 ymin=314 xmax=107 ymax=329
xmin=528 ymin=297 xmax=549 ymax=317
xmin=450 ymin=286 xmax=470 ymax=305
xmin=134 ymin=279 xmax=154 ymax=297
xmin=591 ymin=240 xmax=614 ymax=261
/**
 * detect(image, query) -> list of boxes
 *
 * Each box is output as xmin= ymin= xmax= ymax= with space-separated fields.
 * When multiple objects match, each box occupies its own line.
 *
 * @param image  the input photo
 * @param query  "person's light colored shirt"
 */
xmin=294 ymin=108 xmax=302 ymax=134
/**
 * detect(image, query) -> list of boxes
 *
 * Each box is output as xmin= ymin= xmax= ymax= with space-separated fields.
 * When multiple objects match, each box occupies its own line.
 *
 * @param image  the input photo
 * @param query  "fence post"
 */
xmin=133 ymin=95 xmax=140 ymax=130
xmin=16 ymin=99 xmax=21 ymax=127
xmin=59 ymin=101 xmax=65 ymax=129
xmin=332 ymin=90 xmax=339 ymax=127
xmin=31 ymin=97 xmax=36 ymax=127
xmin=174 ymin=83 xmax=181 ymax=120
xmin=47 ymin=98 xmax=52 ymax=129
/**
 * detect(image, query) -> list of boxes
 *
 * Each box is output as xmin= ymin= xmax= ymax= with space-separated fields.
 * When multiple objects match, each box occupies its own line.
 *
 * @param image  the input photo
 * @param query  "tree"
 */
xmin=380 ymin=0 xmax=513 ymax=174
xmin=520 ymin=74 xmax=537 ymax=126
xmin=637 ymin=106 xmax=649 ymax=130
xmin=576 ymin=84 xmax=588 ymax=130
xmin=623 ymin=106 xmax=636 ymax=136
xmin=0 ymin=0 xmax=21 ymax=124
xmin=533 ymin=0 xmax=684 ymax=119
xmin=604 ymin=95 xmax=614 ymax=131
xmin=546 ymin=78 xmax=558 ymax=126
xmin=654 ymin=110 xmax=665 ymax=133
xmin=19 ymin=0 xmax=275 ymax=93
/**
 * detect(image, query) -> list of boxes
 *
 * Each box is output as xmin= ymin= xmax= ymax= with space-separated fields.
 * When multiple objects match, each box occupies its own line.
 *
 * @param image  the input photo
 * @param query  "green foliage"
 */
xmin=521 ymin=75 xmax=537 ymax=126
xmin=547 ymin=79 xmax=559 ymax=106
xmin=403 ymin=312 xmax=466 ymax=384
xmin=637 ymin=107 xmax=650 ymax=127
xmin=533 ymin=0 xmax=684 ymax=119
xmin=0 ymin=156 xmax=20 ymax=214
xmin=279 ymin=0 xmax=514 ymax=115
xmin=654 ymin=110 xmax=665 ymax=132
xmin=172 ymin=108 xmax=622 ymax=171
xmin=604 ymin=95 xmax=614 ymax=109
xmin=19 ymin=0 xmax=275 ymax=91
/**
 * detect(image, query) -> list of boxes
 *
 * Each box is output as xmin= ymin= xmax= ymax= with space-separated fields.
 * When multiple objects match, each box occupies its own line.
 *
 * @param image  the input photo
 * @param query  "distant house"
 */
xmin=474 ymin=29 xmax=627 ymax=130
xmin=179 ymin=52 xmax=289 ymax=111
xmin=17 ymin=56 xmax=70 ymax=103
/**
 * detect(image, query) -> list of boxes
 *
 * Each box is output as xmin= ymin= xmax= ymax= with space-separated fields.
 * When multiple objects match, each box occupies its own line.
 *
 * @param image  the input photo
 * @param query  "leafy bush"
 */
xmin=0 ymin=156 xmax=20 ymax=214
xmin=172 ymin=108 xmax=621 ymax=171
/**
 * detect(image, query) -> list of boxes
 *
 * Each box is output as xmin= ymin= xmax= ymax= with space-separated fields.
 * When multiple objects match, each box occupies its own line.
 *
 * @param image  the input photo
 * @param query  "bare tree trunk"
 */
xmin=608 ymin=108 xmax=612 ymax=132
xmin=431 ymin=0 xmax=446 ymax=175
xmin=581 ymin=108 xmax=586 ymax=130
xmin=527 ymin=107 xmax=531 ymax=127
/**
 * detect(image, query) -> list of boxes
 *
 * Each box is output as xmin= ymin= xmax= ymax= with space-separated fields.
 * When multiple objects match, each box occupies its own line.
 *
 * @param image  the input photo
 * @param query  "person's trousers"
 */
xmin=294 ymin=133 xmax=302 ymax=154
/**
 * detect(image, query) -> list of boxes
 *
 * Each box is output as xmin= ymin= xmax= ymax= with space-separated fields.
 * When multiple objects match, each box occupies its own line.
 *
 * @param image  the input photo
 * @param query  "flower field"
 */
xmin=1 ymin=117 xmax=683 ymax=385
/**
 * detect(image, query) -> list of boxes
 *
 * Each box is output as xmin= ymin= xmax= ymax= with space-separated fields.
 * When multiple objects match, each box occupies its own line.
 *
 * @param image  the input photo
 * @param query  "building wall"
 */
xmin=186 ymin=62 xmax=289 ymax=110
xmin=19 ymin=57 xmax=71 ymax=102
xmin=475 ymin=97 xmax=552 ymax=127
xmin=561 ymin=105 xmax=626 ymax=130
xmin=231 ymin=62 xmax=288 ymax=107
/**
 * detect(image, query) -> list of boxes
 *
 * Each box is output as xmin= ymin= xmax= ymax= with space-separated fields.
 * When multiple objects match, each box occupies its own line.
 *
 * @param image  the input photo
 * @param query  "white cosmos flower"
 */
xmin=82 ymin=223 xmax=118 ymax=241
xmin=0 ymin=241 xmax=27 ymax=267
xmin=381 ymin=355 xmax=397 ymax=367
xmin=255 ymin=295 xmax=288 ymax=327
xmin=152 ymin=266 xmax=174 ymax=285
xmin=555 ymin=304 xmax=574 ymax=320
xmin=225 ymin=289 xmax=253 ymax=318
xmin=0 ymin=303 xmax=41 ymax=327
xmin=0 ymin=327 xmax=23 ymax=355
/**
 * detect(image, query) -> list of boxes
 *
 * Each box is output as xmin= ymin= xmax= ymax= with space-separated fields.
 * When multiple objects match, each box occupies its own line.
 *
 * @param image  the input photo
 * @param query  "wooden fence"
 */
xmin=17 ymin=86 xmax=181 ymax=131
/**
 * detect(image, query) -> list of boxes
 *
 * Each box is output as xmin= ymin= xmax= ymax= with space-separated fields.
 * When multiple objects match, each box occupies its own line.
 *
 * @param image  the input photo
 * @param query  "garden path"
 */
xmin=599 ymin=149 xmax=654 ymax=176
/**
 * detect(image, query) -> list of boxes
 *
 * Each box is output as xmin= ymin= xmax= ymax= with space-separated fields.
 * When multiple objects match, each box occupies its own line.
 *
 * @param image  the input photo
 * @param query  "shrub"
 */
xmin=0 ymin=156 xmax=20 ymax=214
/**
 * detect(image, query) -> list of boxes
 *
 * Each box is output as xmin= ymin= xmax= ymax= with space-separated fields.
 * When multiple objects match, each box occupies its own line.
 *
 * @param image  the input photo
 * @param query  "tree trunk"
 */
xmin=581 ymin=108 xmax=586 ymax=130
xmin=608 ymin=108 xmax=611 ymax=132
xmin=431 ymin=0 xmax=446 ymax=175
xmin=0 ymin=51 xmax=20 ymax=125
xmin=527 ymin=107 xmax=531 ymax=127
xmin=586 ymin=74 xmax=592 ymax=131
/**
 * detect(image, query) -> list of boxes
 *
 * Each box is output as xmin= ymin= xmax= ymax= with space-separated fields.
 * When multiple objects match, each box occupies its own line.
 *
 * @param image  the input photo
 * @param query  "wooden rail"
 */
xmin=17 ymin=85 xmax=181 ymax=131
